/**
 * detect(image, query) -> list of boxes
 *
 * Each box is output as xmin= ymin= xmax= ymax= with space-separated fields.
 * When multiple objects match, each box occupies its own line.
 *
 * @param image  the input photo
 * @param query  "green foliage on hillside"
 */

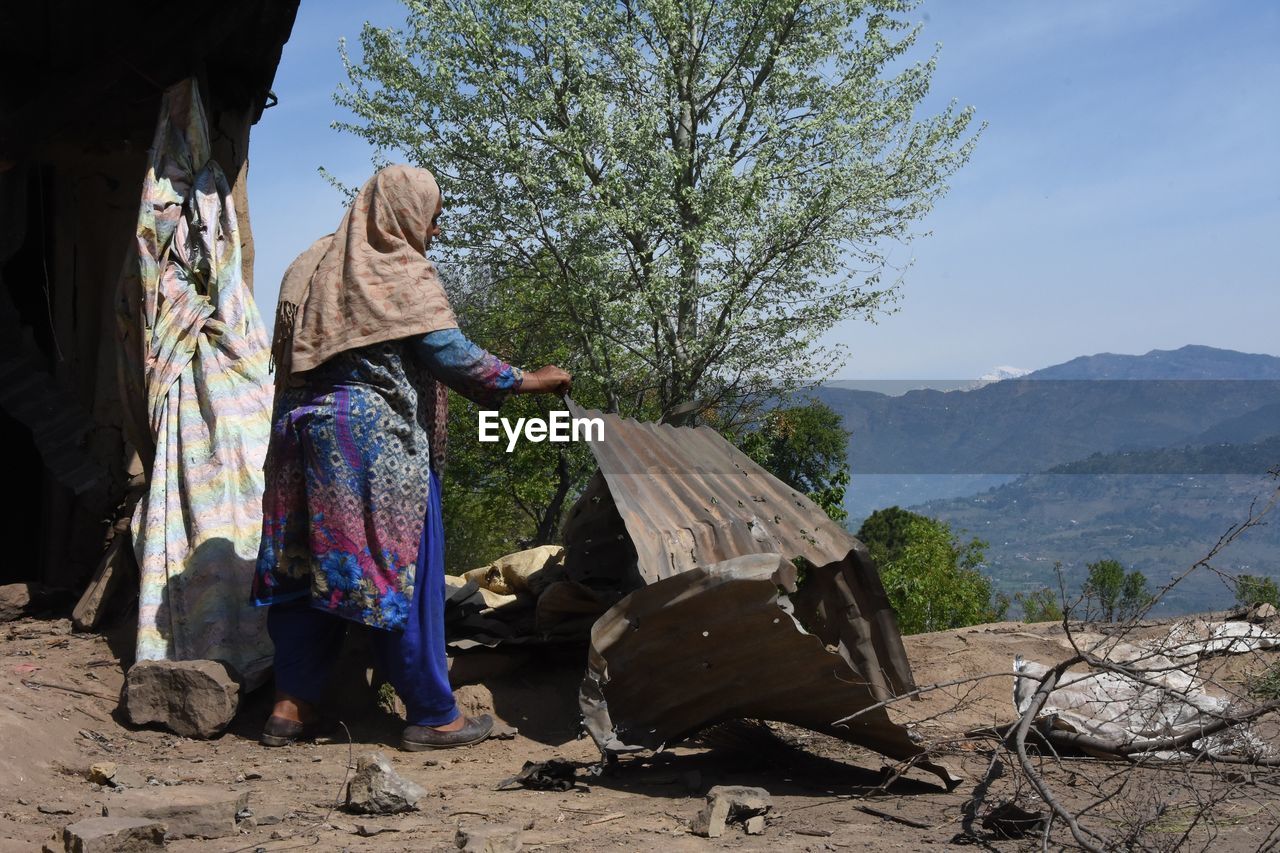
xmin=1015 ymin=585 xmax=1064 ymax=623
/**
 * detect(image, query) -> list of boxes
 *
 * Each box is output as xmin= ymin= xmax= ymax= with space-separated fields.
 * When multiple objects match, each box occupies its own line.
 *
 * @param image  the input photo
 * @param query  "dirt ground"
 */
xmin=3 ymin=615 xmax=1278 ymax=852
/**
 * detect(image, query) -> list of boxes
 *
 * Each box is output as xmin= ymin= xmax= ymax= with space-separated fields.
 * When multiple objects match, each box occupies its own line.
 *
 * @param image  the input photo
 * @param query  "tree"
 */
xmin=733 ymin=400 xmax=850 ymax=522
xmin=336 ymin=0 xmax=979 ymax=421
xmin=1015 ymin=587 xmax=1064 ymax=624
xmin=857 ymin=508 xmax=1004 ymax=634
xmin=856 ymin=505 xmax=926 ymax=564
xmin=1082 ymin=558 xmax=1151 ymax=622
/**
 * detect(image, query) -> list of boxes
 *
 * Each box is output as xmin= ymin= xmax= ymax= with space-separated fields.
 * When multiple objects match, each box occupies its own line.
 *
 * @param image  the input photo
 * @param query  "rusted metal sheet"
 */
xmin=580 ymin=553 xmax=955 ymax=783
xmin=563 ymin=402 xmax=862 ymax=584
xmin=563 ymin=403 xmax=951 ymax=783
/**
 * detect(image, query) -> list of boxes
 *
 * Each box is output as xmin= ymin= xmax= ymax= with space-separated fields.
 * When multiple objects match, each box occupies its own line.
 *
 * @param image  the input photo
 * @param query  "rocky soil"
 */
xmin=3 ymin=614 xmax=1278 ymax=851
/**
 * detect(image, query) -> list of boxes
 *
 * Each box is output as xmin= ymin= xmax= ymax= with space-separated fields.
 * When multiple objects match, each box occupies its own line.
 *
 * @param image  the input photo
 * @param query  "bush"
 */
xmin=1234 ymin=574 xmax=1280 ymax=609
xmin=858 ymin=508 xmax=1005 ymax=634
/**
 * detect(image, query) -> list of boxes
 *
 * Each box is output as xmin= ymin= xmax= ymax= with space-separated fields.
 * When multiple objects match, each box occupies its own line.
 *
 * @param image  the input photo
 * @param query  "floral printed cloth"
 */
xmin=251 ymin=331 xmax=520 ymax=630
xmin=118 ymin=79 xmax=274 ymax=679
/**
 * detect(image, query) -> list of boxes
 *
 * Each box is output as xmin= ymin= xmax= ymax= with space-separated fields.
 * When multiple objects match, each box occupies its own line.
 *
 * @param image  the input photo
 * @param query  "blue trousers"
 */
xmin=267 ymin=471 xmax=458 ymax=726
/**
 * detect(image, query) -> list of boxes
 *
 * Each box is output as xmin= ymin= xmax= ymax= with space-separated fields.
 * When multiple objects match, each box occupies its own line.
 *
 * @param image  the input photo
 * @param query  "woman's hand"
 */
xmin=520 ymin=365 xmax=573 ymax=395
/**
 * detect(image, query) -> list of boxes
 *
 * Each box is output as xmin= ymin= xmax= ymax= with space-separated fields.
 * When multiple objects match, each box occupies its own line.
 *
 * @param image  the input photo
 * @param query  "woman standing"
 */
xmin=250 ymin=165 xmax=570 ymax=750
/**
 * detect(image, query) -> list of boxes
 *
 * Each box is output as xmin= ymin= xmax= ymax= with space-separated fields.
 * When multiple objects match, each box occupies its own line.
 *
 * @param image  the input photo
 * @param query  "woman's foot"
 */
xmin=260 ymin=693 xmax=326 ymax=747
xmin=400 ymin=713 xmax=493 ymax=751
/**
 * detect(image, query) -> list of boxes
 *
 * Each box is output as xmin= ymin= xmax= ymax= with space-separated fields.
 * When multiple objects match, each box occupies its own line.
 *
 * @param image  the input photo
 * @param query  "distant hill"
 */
xmin=1026 ymin=345 xmax=1280 ymax=380
xmin=822 ymin=346 xmax=1280 ymax=614
xmin=917 ymin=437 xmax=1280 ymax=614
xmin=816 ymin=377 xmax=1280 ymax=476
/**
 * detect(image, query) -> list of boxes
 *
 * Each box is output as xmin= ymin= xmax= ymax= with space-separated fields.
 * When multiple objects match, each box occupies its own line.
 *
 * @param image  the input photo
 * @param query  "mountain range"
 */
xmin=822 ymin=345 xmax=1280 ymax=614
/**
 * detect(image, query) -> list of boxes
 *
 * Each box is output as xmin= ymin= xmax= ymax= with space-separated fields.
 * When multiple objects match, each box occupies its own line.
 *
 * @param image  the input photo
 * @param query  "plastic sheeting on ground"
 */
xmin=1014 ymin=620 xmax=1280 ymax=760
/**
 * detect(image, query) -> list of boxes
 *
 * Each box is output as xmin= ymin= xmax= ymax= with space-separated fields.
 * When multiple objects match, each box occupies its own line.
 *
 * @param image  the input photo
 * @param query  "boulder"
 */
xmin=345 ymin=752 xmax=426 ymax=815
xmin=59 ymin=817 xmax=166 ymax=852
xmin=105 ymin=786 xmax=247 ymax=839
xmin=0 ymin=583 xmax=34 ymax=621
xmin=122 ymin=660 xmax=240 ymax=739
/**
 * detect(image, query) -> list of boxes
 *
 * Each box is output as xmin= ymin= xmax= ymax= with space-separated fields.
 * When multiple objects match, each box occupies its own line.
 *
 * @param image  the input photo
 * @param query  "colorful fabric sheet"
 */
xmin=118 ymin=80 xmax=274 ymax=678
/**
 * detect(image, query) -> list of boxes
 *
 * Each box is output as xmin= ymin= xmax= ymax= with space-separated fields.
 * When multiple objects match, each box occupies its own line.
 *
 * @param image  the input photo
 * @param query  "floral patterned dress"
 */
xmin=250 ymin=330 xmax=521 ymax=630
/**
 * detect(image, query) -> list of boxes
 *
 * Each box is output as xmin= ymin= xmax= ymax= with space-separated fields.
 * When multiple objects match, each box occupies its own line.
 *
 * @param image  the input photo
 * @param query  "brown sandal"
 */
xmin=260 ymin=714 xmax=329 ymax=747
xmin=400 ymin=714 xmax=493 ymax=751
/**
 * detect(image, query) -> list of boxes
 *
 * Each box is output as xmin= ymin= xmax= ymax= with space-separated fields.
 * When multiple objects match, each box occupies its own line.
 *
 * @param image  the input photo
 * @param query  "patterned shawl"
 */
xmin=271 ymin=165 xmax=458 ymax=471
xmin=271 ymin=165 xmax=458 ymax=380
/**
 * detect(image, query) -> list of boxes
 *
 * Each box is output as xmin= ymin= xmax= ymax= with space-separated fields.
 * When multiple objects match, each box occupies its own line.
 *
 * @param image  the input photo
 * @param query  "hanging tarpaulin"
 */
xmin=117 ymin=79 xmax=274 ymax=680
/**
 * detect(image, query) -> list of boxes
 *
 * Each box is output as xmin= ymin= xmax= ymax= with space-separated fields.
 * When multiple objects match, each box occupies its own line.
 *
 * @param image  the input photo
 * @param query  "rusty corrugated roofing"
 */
xmin=563 ymin=401 xmax=863 ymax=583
xmin=563 ymin=402 xmax=949 ymax=780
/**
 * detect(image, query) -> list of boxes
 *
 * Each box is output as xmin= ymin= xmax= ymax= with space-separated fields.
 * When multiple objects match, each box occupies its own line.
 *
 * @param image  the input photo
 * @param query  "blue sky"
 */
xmin=247 ymin=0 xmax=1280 ymax=380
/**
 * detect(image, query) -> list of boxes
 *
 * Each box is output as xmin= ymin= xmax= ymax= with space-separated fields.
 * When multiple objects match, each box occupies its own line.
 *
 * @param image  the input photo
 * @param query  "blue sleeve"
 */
xmin=409 ymin=328 xmax=524 ymax=407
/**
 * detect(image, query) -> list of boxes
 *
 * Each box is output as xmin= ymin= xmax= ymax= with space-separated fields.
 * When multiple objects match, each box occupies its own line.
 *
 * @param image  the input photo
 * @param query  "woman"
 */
xmin=250 ymin=165 xmax=570 ymax=750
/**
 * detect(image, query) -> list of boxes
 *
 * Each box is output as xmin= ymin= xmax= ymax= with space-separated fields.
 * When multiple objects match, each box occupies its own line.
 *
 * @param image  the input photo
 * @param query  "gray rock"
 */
xmin=691 ymin=785 xmax=772 ymax=838
xmin=60 ymin=817 xmax=166 ymax=852
xmin=1249 ymin=602 xmax=1278 ymax=621
xmin=344 ymin=752 xmax=426 ymax=815
xmin=745 ymin=815 xmax=766 ymax=835
xmin=455 ymin=822 xmax=523 ymax=852
xmin=0 ymin=583 xmax=33 ymax=621
xmin=355 ymin=823 xmax=397 ymax=837
xmin=87 ymin=763 xmax=147 ymax=790
xmin=110 ymin=767 xmax=149 ymax=790
xmin=39 ymin=804 xmax=75 ymax=815
xmin=105 ymin=786 xmax=248 ymax=839
xmin=122 ymin=660 xmax=240 ymax=739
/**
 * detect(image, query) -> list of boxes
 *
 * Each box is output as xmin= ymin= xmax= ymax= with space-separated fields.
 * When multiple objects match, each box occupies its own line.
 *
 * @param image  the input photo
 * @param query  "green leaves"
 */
xmin=335 ymin=0 xmax=978 ymax=421
xmin=1082 ymin=558 xmax=1152 ymax=622
xmin=731 ymin=400 xmax=851 ymax=521
xmin=857 ymin=507 xmax=1002 ymax=634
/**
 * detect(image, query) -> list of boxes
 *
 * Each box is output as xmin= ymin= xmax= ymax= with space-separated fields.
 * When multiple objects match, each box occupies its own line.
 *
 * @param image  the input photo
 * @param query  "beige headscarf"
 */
xmin=271 ymin=165 xmax=459 ymax=382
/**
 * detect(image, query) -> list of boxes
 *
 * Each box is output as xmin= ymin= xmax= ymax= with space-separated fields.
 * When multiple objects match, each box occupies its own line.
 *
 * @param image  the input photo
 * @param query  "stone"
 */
xmin=1249 ymin=602 xmax=1278 ymax=621
xmin=86 ymin=763 xmax=145 ymax=788
xmin=60 ymin=817 xmax=165 ymax=852
xmin=355 ymin=823 xmax=397 ymax=837
xmin=105 ymin=786 xmax=248 ymax=839
xmin=690 ymin=797 xmax=730 ymax=838
xmin=745 ymin=816 xmax=766 ymax=835
xmin=87 ymin=763 xmax=118 ymax=785
xmin=344 ymin=752 xmax=426 ymax=815
xmin=691 ymin=786 xmax=772 ymax=838
xmin=39 ymin=804 xmax=75 ymax=815
xmin=122 ymin=660 xmax=240 ymax=739
xmin=489 ymin=719 xmax=519 ymax=740
xmin=110 ymin=767 xmax=148 ymax=789
xmin=0 ymin=583 xmax=34 ymax=621
xmin=455 ymin=822 xmax=523 ymax=852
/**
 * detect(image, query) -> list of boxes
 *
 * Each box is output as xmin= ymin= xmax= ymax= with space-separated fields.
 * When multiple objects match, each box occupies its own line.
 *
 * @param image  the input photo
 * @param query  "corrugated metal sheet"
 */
xmin=564 ymin=402 xmax=951 ymax=783
xmin=563 ymin=401 xmax=856 ymax=584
